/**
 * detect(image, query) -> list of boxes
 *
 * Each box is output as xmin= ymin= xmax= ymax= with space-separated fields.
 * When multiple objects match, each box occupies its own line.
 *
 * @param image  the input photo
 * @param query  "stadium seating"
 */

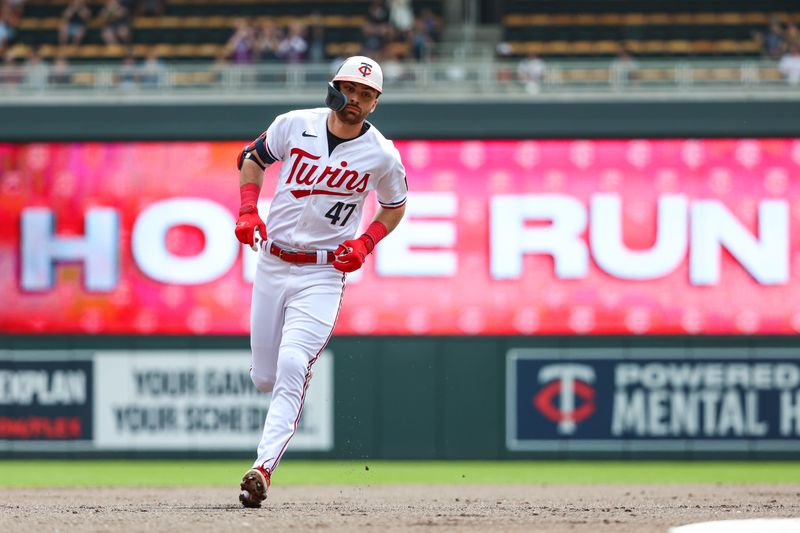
xmin=7 ymin=0 xmax=799 ymax=63
xmin=502 ymin=0 xmax=800 ymax=58
xmin=8 ymin=0 xmax=442 ymax=62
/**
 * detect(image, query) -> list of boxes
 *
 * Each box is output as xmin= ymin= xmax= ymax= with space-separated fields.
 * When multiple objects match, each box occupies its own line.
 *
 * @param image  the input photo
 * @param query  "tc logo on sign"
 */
xmin=358 ymin=62 xmax=372 ymax=77
xmin=533 ymin=364 xmax=596 ymax=434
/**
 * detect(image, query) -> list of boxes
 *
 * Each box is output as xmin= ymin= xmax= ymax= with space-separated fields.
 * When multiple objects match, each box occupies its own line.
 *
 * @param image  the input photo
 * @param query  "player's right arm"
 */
xmin=234 ymin=132 xmax=273 ymax=247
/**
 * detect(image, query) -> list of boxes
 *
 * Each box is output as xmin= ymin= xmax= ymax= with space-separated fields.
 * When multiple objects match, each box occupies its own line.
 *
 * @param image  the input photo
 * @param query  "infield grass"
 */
xmin=1 ymin=461 xmax=799 ymax=487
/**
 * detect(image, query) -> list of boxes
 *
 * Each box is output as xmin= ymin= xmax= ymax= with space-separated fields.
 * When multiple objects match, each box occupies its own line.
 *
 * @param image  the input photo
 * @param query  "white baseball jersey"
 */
xmin=262 ymin=107 xmax=407 ymax=251
xmin=246 ymin=106 xmax=406 ymax=480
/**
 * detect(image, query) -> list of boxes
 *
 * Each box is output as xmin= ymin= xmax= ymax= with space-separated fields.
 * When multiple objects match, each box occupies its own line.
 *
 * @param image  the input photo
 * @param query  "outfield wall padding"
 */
xmin=2 ymin=100 xmax=800 ymax=141
xmin=1 ymin=335 xmax=798 ymax=459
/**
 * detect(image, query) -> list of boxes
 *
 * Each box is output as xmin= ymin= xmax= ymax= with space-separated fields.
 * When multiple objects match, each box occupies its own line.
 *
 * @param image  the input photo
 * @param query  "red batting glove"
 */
xmin=332 ymin=237 xmax=370 ymax=273
xmin=332 ymin=222 xmax=388 ymax=273
xmin=235 ymin=206 xmax=266 ymax=247
xmin=236 ymin=183 xmax=266 ymax=247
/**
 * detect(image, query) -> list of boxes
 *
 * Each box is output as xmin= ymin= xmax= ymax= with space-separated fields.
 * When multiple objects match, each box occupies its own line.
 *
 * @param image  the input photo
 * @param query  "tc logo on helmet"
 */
xmin=533 ymin=363 xmax=596 ymax=435
xmin=358 ymin=62 xmax=373 ymax=77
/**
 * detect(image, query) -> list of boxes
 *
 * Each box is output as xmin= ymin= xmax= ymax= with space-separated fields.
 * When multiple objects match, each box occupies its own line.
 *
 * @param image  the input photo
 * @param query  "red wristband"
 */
xmin=239 ymin=183 xmax=261 ymax=215
xmin=360 ymin=221 xmax=388 ymax=254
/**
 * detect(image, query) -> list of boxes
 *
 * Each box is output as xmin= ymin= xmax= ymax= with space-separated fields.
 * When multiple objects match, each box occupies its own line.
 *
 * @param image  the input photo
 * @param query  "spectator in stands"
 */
xmin=0 ymin=1 xmax=20 ymax=53
xmin=58 ymin=0 xmax=91 ymax=47
xmin=611 ymin=48 xmax=638 ymax=86
xmin=388 ymin=0 xmax=413 ymax=34
xmin=362 ymin=0 xmax=390 ymax=58
xmin=24 ymin=46 xmax=48 ymax=92
xmin=409 ymin=16 xmax=432 ymax=61
xmin=49 ymin=53 xmax=71 ymax=85
xmin=517 ymin=53 xmax=545 ymax=94
xmin=277 ymin=22 xmax=308 ymax=64
xmin=118 ymin=50 xmax=138 ymax=90
xmin=361 ymin=21 xmax=385 ymax=58
xmin=419 ymin=8 xmax=440 ymax=43
xmin=784 ymin=23 xmax=800 ymax=53
xmin=99 ymin=0 xmax=131 ymax=46
xmin=140 ymin=49 xmax=164 ymax=88
xmin=367 ymin=0 xmax=389 ymax=28
xmin=256 ymin=22 xmax=281 ymax=63
xmin=227 ymin=19 xmax=255 ymax=64
xmin=759 ymin=16 xmax=785 ymax=59
xmin=0 ymin=20 xmax=11 ymax=55
xmin=4 ymin=0 xmax=26 ymax=19
xmin=779 ymin=46 xmax=800 ymax=86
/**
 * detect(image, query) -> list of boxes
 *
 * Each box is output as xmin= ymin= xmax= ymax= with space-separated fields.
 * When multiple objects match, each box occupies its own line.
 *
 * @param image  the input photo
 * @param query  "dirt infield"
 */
xmin=1 ymin=484 xmax=798 ymax=532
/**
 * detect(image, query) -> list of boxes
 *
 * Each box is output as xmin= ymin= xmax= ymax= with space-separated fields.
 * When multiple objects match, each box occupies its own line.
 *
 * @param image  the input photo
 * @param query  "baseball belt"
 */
xmin=267 ymin=241 xmax=335 ymax=265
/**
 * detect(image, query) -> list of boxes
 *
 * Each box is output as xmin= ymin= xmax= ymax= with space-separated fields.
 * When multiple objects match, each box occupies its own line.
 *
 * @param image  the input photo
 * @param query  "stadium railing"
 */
xmin=0 ymin=59 xmax=797 ymax=100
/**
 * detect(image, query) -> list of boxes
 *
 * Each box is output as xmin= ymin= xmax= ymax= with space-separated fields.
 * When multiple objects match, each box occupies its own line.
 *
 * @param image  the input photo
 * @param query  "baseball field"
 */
xmin=1 ymin=460 xmax=798 ymax=532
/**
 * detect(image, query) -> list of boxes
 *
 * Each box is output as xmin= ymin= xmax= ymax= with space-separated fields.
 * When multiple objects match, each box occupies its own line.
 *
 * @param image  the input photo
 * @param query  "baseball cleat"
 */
xmin=239 ymin=466 xmax=270 ymax=508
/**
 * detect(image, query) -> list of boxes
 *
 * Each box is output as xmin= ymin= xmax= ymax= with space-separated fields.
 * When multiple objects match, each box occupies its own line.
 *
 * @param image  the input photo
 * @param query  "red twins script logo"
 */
xmin=285 ymin=147 xmax=371 ymax=198
xmin=533 ymin=363 xmax=596 ymax=435
xmin=358 ymin=62 xmax=373 ymax=77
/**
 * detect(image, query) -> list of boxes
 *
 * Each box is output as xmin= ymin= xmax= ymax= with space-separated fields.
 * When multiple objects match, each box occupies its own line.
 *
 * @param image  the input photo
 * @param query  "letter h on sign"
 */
xmin=20 ymin=208 xmax=119 ymax=291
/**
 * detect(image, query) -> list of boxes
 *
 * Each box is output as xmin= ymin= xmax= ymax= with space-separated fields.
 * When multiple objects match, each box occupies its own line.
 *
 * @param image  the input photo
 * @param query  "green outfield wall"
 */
xmin=1 ymin=335 xmax=799 ymax=459
xmin=2 ymin=99 xmax=800 ymax=141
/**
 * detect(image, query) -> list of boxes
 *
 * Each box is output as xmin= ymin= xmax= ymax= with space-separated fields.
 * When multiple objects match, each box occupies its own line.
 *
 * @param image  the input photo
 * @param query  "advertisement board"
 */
xmin=0 ymin=351 xmax=333 ymax=452
xmin=0 ymin=354 xmax=93 ymax=448
xmin=507 ymin=348 xmax=800 ymax=452
xmin=1 ymin=139 xmax=798 ymax=334
xmin=93 ymin=351 xmax=333 ymax=451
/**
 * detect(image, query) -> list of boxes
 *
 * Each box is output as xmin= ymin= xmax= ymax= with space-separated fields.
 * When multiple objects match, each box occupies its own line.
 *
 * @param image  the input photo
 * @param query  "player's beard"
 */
xmin=336 ymin=104 xmax=369 ymax=125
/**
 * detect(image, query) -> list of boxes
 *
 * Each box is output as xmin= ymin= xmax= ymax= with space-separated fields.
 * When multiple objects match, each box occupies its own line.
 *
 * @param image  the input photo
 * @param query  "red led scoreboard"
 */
xmin=1 ymin=139 xmax=797 ymax=335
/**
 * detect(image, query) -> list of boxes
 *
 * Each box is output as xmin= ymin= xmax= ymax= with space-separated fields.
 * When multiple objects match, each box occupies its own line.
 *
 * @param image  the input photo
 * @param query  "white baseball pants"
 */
xmin=249 ymin=250 xmax=345 ymax=474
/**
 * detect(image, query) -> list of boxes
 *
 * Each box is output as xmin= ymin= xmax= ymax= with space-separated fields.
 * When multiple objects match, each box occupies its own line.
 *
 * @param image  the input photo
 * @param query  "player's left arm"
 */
xmin=372 ymin=204 xmax=406 ymax=235
xmin=332 ymin=201 xmax=405 ymax=273
xmin=333 ymin=149 xmax=407 ymax=273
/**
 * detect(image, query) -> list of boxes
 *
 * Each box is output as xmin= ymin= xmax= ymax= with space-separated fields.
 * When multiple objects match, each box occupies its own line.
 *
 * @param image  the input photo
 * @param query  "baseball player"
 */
xmin=234 ymin=56 xmax=407 ymax=508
